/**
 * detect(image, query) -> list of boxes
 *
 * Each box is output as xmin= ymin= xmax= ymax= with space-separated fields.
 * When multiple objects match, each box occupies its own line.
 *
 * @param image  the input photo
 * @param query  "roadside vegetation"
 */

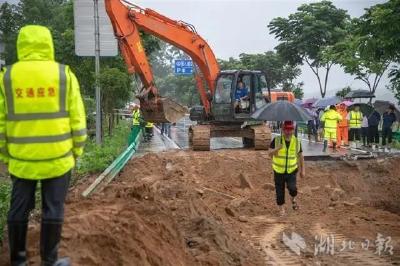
xmin=0 ymin=179 xmax=10 ymax=242
xmin=75 ymin=120 xmax=131 ymax=177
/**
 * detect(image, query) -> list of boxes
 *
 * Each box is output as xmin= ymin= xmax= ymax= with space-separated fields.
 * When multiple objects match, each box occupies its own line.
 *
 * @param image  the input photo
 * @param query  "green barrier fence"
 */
xmin=82 ymin=128 xmax=142 ymax=197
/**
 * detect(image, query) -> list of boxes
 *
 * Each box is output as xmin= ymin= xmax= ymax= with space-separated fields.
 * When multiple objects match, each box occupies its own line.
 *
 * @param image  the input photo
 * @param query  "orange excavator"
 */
xmin=105 ymin=0 xmax=271 ymax=150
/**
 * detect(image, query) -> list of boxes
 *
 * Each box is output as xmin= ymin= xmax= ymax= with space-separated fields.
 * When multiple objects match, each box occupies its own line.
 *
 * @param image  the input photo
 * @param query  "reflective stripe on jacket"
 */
xmin=321 ymin=110 xmax=342 ymax=130
xmin=145 ymin=122 xmax=154 ymax=128
xmin=132 ymin=110 xmax=140 ymax=126
xmin=0 ymin=25 xmax=86 ymax=180
xmin=272 ymin=136 xmax=300 ymax=174
xmin=349 ymin=111 xmax=362 ymax=128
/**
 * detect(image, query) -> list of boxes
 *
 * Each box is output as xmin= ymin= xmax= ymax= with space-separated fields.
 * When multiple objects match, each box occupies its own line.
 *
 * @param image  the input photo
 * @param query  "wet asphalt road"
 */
xmin=137 ymin=115 xmax=367 ymax=158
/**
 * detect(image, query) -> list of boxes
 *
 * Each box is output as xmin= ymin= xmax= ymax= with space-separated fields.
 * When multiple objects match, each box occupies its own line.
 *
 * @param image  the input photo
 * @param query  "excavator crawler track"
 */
xmin=190 ymin=125 xmax=211 ymax=151
xmin=189 ymin=123 xmax=271 ymax=151
xmin=251 ymin=124 xmax=271 ymax=150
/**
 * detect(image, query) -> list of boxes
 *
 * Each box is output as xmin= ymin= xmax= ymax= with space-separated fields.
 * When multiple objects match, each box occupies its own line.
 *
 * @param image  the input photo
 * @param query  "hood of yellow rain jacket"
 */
xmin=17 ymin=25 xmax=54 ymax=61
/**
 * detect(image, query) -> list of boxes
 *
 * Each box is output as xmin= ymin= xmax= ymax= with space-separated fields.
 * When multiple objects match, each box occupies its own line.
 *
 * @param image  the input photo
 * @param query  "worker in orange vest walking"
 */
xmin=336 ymin=103 xmax=349 ymax=147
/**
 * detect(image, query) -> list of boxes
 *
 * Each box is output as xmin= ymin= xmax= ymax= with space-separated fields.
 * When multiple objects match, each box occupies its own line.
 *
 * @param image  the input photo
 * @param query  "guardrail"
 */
xmin=82 ymin=129 xmax=142 ymax=197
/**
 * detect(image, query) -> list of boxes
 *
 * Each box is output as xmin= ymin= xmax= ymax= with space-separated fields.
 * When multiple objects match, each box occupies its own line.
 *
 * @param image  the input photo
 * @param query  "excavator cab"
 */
xmin=212 ymin=70 xmax=268 ymax=122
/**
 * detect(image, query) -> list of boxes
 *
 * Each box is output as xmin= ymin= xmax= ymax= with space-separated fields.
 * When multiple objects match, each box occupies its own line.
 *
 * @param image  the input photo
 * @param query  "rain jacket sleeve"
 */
xmin=68 ymin=67 xmax=87 ymax=157
xmin=337 ymin=113 xmax=343 ymax=121
xmin=0 ymin=69 xmax=8 ymax=164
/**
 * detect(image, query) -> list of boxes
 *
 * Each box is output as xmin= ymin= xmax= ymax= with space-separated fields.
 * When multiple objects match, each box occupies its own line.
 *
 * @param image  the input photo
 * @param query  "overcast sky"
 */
xmin=1 ymin=0 xmax=395 ymax=100
xmin=130 ymin=0 xmax=393 ymax=100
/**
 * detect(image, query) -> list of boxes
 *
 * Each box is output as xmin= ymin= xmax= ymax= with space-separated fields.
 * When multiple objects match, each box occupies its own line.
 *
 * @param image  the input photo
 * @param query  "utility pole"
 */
xmin=94 ymin=0 xmax=102 ymax=144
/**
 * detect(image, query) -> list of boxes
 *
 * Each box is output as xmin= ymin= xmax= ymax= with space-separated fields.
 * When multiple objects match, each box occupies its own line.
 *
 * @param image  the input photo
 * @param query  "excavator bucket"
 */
xmin=139 ymin=97 xmax=187 ymax=123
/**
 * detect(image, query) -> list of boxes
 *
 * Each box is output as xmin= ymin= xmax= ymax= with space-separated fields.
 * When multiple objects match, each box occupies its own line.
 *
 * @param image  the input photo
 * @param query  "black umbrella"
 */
xmin=348 ymin=103 xmax=374 ymax=116
xmin=373 ymin=100 xmax=400 ymax=121
xmin=312 ymin=96 xmax=341 ymax=108
xmin=251 ymin=101 xmax=312 ymax=121
xmin=345 ymin=89 xmax=375 ymax=99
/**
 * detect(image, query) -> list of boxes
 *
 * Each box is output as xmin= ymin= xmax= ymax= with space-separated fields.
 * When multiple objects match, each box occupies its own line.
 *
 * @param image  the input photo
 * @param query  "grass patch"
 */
xmin=392 ymin=140 xmax=400 ymax=149
xmin=75 ymin=119 xmax=131 ymax=176
xmin=0 ymin=179 xmax=11 ymax=243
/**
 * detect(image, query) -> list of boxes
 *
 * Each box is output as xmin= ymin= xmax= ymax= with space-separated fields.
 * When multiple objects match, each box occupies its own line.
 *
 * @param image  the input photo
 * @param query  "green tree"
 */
xmin=218 ymin=57 xmax=244 ymax=70
xmin=357 ymin=0 xmax=400 ymax=64
xmin=354 ymin=0 xmax=400 ymax=102
xmin=268 ymin=1 xmax=350 ymax=98
xmin=239 ymin=52 xmax=301 ymax=90
xmin=335 ymin=86 xmax=352 ymax=98
xmin=282 ymin=81 xmax=304 ymax=99
xmin=156 ymin=74 xmax=198 ymax=107
xmin=389 ymin=66 xmax=400 ymax=105
xmin=326 ymin=18 xmax=389 ymax=95
xmin=218 ymin=52 xmax=301 ymax=91
xmin=149 ymin=42 xmax=200 ymax=106
xmin=292 ymin=82 xmax=304 ymax=100
xmin=0 ymin=2 xmax=22 ymax=64
xmin=100 ymin=67 xmax=131 ymax=135
xmin=150 ymin=41 xmax=189 ymax=78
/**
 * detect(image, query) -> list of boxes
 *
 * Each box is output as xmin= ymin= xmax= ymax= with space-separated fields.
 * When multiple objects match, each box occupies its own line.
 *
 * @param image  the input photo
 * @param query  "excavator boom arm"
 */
xmin=105 ymin=0 xmax=220 ymax=114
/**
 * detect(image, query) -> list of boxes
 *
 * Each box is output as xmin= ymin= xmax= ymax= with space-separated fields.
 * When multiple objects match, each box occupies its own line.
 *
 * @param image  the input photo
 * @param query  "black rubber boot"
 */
xmin=40 ymin=222 xmax=70 ymax=266
xmin=8 ymin=222 xmax=28 ymax=266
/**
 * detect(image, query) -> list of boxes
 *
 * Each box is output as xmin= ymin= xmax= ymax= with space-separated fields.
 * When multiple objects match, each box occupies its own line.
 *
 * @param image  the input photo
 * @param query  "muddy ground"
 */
xmin=1 ymin=150 xmax=400 ymax=265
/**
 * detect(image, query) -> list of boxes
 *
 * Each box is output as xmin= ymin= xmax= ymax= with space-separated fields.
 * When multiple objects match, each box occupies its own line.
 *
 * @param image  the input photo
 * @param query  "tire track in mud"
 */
xmin=249 ymin=216 xmax=305 ymax=266
xmin=312 ymin=223 xmax=399 ymax=265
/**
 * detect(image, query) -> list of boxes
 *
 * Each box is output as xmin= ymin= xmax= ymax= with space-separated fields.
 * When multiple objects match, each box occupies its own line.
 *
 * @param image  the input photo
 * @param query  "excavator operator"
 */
xmin=234 ymin=81 xmax=249 ymax=113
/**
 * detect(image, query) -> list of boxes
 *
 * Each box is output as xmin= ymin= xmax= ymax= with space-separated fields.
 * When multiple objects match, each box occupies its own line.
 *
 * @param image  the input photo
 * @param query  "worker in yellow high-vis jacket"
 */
xmin=0 ymin=25 xmax=86 ymax=266
xmin=347 ymin=104 xmax=363 ymax=149
xmin=144 ymin=121 xmax=154 ymax=142
xmin=269 ymin=121 xmax=305 ymax=217
xmin=321 ymin=105 xmax=342 ymax=152
xmin=128 ymin=105 xmax=142 ymax=145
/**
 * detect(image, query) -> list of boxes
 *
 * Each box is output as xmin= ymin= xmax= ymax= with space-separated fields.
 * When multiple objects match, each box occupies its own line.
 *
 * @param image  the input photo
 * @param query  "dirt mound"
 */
xmin=1 ymin=150 xmax=400 ymax=265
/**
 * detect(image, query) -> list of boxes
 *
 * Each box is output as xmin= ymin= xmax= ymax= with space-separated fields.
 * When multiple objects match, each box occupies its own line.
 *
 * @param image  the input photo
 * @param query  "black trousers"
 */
xmin=7 ymin=171 xmax=71 ymax=224
xmin=274 ymin=171 xmax=298 ymax=206
xmin=368 ymin=125 xmax=379 ymax=144
xmin=382 ymin=127 xmax=393 ymax=146
xmin=361 ymin=127 xmax=369 ymax=146
xmin=349 ymin=128 xmax=361 ymax=141
xmin=145 ymin=127 xmax=153 ymax=137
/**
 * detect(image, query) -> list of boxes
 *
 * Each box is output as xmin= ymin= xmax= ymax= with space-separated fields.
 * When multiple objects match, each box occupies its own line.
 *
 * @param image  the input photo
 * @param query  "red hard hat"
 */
xmin=283 ymin=121 xmax=294 ymax=130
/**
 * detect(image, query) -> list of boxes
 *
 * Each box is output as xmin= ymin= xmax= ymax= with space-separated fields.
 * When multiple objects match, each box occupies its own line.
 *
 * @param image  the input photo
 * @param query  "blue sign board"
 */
xmin=174 ymin=59 xmax=193 ymax=75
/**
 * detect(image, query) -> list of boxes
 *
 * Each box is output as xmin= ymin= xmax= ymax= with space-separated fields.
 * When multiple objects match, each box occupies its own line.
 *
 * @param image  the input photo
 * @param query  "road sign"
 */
xmin=74 ymin=0 xmax=118 ymax=56
xmin=174 ymin=60 xmax=193 ymax=75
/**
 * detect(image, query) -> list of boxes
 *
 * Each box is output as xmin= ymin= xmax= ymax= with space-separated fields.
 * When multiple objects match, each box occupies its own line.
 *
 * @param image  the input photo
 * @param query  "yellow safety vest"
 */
xmin=322 ymin=110 xmax=342 ymax=131
xmin=132 ymin=109 xmax=140 ymax=126
xmin=0 ymin=25 xmax=87 ymax=180
xmin=272 ymin=135 xmax=300 ymax=174
xmin=145 ymin=122 xmax=154 ymax=128
xmin=349 ymin=110 xmax=362 ymax=128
